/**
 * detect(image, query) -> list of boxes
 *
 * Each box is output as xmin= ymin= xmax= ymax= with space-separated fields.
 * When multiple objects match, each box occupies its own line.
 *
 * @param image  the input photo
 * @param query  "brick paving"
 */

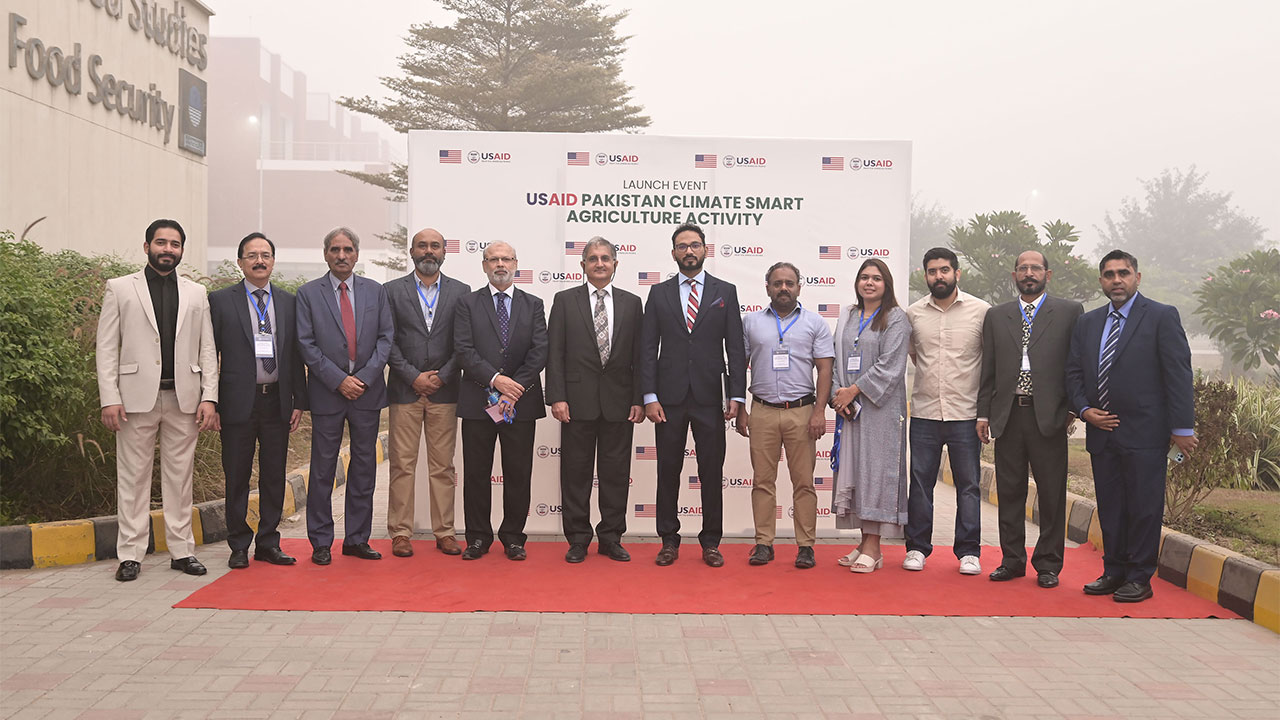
xmin=2 ymin=460 xmax=1277 ymax=719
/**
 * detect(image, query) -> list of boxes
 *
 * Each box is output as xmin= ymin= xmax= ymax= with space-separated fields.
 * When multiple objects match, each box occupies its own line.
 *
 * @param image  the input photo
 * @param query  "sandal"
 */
xmin=836 ymin=549 xmax=861 ymax=567
xmin=849 ymin=553 xmax=883 ymax=574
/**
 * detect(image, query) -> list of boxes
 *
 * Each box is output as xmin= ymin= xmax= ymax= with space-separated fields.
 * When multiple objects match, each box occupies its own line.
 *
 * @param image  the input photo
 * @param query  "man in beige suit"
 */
xmin=97 ymin=219 xmax=218 ymax=582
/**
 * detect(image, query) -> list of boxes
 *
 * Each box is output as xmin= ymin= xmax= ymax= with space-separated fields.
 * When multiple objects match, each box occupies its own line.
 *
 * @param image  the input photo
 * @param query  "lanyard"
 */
xmin=416 ymin=281 xmax=439 ymax=312
xmin=246 ymin=285 xmax=272 ymax=330
xmin=773 ymin=303 xmax=802 ymax=343
xmin=855 ymin=306 xmax=880 ymax=341
xmin=1020 ymin=297 xmax=1043 ymax=327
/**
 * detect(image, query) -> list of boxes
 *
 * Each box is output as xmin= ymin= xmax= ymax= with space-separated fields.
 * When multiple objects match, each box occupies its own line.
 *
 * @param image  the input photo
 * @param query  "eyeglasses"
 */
xmin=1016 ymin=264 xmax=1046 ymax=273
xmin=674 ymin=242 xmax=704 ymax=252
xmin=242 ymin=253 xmax=274 ymax=261
xmin=485 ymin=256 xmax=517 ymax=264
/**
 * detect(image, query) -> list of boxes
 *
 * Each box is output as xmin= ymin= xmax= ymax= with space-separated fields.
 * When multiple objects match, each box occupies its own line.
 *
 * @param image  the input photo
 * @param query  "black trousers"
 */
xmin=461 ymin=418 xmax=535 ymax=548
xmin=993 ymin=401 xmax=1068 ymax=574
xmin=560 ymin=418 xmax=634 ymax=546
xmin=221 ymin=389 xmax=288 ymax=553
xmin=654 ymin=400 xmax=726 ymax=548
xmin=1090 ymin=444 xmax=1167 ymax=584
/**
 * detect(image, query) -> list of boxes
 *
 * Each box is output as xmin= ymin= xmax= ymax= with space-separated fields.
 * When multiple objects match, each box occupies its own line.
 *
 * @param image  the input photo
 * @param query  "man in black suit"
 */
xmin=640 ymin=223 xmax=747 ymax=567
xmin=1066 ymin=250 xmax=1197 ymax=603
xmin=454 ymin=241 xmax=548 ymax=561
xmin=546 ymin=237 xmax=644 ymax=564
xmin=976 ymin=250 xmax=1084 ymax=589
xmin=209 ymin=233 xmax=309 ymax=569
xmin=385 ymin=228 xmax=471 ymax=558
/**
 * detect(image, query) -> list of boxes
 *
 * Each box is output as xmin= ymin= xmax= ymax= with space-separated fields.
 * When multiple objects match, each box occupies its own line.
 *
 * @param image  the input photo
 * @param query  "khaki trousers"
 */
xmin=115 ymin=389 xmax=198 ymax=562
xmin=387 ymin=397 xmax=458 ymax=539
xmin=747 ymin=402 xmax=817 ymax=546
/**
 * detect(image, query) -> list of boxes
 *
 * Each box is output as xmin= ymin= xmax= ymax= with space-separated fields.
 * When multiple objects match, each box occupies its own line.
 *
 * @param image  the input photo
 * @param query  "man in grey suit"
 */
xmin=385 ymin=228 xmax=471 ymax=557
xmin=976 ymin=250 xmax=1084 ymax=588
xmin=295 ymin=227 xmax=395 ymax=565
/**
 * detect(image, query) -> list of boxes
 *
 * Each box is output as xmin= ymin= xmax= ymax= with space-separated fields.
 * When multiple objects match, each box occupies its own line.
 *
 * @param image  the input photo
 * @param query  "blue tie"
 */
xmin=1097 ymin=310 xmax=1122 ymax=410
xmin=496 ymin=293 xmax=510 ymax=347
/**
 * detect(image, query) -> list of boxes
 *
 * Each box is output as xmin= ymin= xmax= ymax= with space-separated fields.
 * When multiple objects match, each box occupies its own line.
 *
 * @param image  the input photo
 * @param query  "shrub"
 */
xmin=1233 ymin=378 xmax=1280 ymax=490
xmin=1166 ymin=377 xmax=1255 ymax=523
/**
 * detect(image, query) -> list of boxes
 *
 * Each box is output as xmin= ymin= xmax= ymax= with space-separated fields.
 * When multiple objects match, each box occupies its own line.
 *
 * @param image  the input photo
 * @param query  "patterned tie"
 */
xmin=685 ymin=278 xmax=699 ymax=331
xmin=594 ymin=288 xmax=610 ymax=364
xmin=496 ymin=292 xmax=510 ymax=347
xmin=1016 ymin=302 xmax=1033 ymax=396
xmin=339 ymin=281 xmax=357 ymax=365
xmin=253 ymin=289 xmax=276 ymax=374
xmin=1097 ymin=310 xmax=1123 ymax=410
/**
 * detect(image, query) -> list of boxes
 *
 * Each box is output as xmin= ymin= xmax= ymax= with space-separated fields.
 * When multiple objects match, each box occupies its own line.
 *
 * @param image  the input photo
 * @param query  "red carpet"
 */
xmin=174 ymin=539 xmax=1237 ymax=618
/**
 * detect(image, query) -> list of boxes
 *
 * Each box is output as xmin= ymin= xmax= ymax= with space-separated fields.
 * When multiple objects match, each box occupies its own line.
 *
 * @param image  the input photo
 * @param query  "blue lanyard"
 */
xmin=416 ymin=280 xmax=439 ymax=313
xmin=773 ymin=303 xmax=802 ymax=343
xmin=855 ymin=306 xmax=880 ymax=342
xmin=1020 ymin=297 xmax=1043 ymax=327
xmin=246 ymin=285 xmax=272 ymax=331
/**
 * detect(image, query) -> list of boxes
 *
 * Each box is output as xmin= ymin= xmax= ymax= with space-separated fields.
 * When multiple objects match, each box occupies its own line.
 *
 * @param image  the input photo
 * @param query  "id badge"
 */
xmin=1021 ymin=350 xmax=1031 ymax=372
xmin=772 ymin=347 xmax=790 ymax=370
xmin=254 ymin=333 xmax=274 ymax=358
xmin=847 ymin=355 xmax=862 ymax=373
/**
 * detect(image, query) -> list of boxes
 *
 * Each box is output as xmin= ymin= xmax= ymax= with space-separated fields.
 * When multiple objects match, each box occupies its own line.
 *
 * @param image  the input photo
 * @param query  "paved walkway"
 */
xmin=2 ymin=461 xmax=1277 ymax=719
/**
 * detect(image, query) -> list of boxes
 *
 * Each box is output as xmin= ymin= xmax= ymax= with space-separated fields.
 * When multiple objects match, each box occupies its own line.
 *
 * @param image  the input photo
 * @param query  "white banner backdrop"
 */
xmin=407 ymin=131 xmax=911 ymax=539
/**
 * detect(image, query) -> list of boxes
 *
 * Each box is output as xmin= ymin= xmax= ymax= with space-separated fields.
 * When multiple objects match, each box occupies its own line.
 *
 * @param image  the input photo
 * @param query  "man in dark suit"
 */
xmin=640 ymin=223 xmax=747 ymax=567
xmin=454 ymin=241 xmax=548 ymax=561
xmin=209 ymin=233 xmax=309 ymax=569
xmin=546 ymin=237 xmax=644 ymax=564
xmin=976 ymin=250 xmax=1084 ymax=589
xmin=295 ymin=227 xmax=395 ymax=565
xmin=1066 ymin=249 xmax=1197 ymax=603
xmin=385 ymin=228 xmax=471 ymax=558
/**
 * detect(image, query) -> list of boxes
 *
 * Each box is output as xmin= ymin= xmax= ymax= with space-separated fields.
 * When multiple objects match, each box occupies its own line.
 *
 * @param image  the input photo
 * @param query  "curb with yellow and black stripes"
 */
xmin=0 ymin=433 xmax=388 ymax=572
xmin=938 ymin=455 xmax=1280 ymax=634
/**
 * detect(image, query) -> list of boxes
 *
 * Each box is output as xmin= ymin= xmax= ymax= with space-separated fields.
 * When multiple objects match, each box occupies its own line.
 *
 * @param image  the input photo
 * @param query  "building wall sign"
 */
xmin=177 ymin=68 xmax=206 ymax=156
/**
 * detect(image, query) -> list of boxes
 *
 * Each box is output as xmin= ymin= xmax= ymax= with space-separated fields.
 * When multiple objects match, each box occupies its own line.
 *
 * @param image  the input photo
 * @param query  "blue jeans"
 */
xmin=906 ymin=418 xmax=982 ymax=559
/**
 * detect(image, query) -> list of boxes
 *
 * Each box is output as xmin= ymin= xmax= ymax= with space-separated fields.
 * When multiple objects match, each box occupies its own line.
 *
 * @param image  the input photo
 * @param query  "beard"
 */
xmin=929 ymin=278 xmax=956 ymax=299
xmin=147 ymin=248 xmax=181 ymax=272
xmin=414 ymin=254 xmax=442 ymax=276
xmin=1018 ymin=278 xmax=1046 ymax=297
xmin=679 ymin=254 xmax=705 ymax=272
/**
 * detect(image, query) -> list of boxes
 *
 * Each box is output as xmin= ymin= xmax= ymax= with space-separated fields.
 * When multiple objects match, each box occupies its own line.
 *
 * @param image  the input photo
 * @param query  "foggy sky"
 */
xmin=209 ymin=0 xmax=1280 ymax=255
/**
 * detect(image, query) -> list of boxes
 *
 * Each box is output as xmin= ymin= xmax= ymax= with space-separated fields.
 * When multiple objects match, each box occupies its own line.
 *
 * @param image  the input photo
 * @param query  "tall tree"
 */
xmin=340 ymin=0 xmax=652 ymax=269
xmin=945 ymin=211 xmax=1098 ymax=305
xmin=1194 ymin=248 xmax=1280 ymax=374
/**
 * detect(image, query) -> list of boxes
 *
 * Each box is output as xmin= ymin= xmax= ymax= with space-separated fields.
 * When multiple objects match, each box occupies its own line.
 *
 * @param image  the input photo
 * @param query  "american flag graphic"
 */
xmin=814 ymin=476 xmax=833 ymax=490
xmin=638 ymin=272 xmax=662 ymax=286
xmin=817 ymin=304 xmax=841 ymax=318
xmin=634 ymin=503 xmax=656 ymax=518
xmin=705 ymin=244 xmax=716 ymax=257
xmin=819 ymin=246 xmax=842 ymax=259
xmin=512 ymin=270 xmax=533 ymax=284
xmin=688 ymin=476 xmax=701 ymax=490
xmin=564 ymin=241 xmax=587 ymax=256
xmin=694 ymin=154 xmax=717 ymax=169
xmin=826 ymin=418 xmax=838 ymax=432
xmin=567 ymin=151 xmax=589 ymax=166
xmin=439 ymin=149 xmax=461 ymax=164
xmin=445 ymin=238 xmax=461 ymax=253
xmin=776 ymin=505 xmax=784 ymax=519
xmin=635 ymin=445 xmax=658 ymax=460
xmin=821 ymin=156 xmax=843 ymax=171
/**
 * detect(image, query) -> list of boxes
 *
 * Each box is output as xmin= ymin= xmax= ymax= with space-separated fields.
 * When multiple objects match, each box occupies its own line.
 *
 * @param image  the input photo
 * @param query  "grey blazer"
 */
xmin=386 ymin=272 xmax=471 ymax=405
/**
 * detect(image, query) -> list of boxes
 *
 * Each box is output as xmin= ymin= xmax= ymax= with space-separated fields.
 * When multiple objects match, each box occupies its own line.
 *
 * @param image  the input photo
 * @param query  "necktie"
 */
xmin=339 ymin=281 xmax=357 ymax=365
xmin=594 ymin=288 xmax=610 ymax=364
xmin=423 ymin=281 xmax=436 ymax=332
xmin=685 ymin=278 xmax=699 ymax=331
xmin=1097 ymin=310 xmax=1123 ymax=410
xmin=254 ymin=289 xmax=276 ymax=374
xmin=496 ymin=292 xmax=510 ymax=347
xmin=1016 ymin=302 xmax=1033 ymax=395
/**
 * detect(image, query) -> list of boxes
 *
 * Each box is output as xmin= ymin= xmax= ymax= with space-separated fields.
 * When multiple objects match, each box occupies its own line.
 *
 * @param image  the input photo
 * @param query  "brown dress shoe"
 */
xmin=436 ymin=536 xmax=462 ymax=555
xmin=392 ymin=536 xmax=414 ymax=557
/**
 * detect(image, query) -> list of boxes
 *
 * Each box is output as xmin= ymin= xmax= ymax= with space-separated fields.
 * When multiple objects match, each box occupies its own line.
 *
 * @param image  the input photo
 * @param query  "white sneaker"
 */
xmin=959 ymin=555 xmax=982 ymax=575
xmin=902 ymin=550 xmax=926 ymax=571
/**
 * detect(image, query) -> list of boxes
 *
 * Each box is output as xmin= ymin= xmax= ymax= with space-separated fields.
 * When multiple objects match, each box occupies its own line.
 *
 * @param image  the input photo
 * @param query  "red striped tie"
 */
xmin=685 ymin=278 xmax=699 ymax=331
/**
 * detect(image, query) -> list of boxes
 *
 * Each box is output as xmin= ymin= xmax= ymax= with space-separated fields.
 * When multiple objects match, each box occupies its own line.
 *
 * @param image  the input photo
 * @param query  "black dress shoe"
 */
xmin=655 ymin=544 xmax=679 ymax=566
xmin=989 ymin=566 xmax=1025 ymax=582
xmin=228 ymin=550 xmax=250 ymax=569
xmin=115 ymin=560 xmax=140 ymax=582
xmin=504 ymin=543 xmax=527 ymax=561
xmin=341 ymin=542 xmax=382 ymax=560
xmin=795 ymin=546 xmax=816 ymax=569
xmin=1037 ymin=572 xmax=1060 ymax=588
xmin=565 ymin=544 xmax=587 ymax=563
xmin=311 ymin=547 xmax=332 ymax=565
xmin=254 ymin=546 xmax=297 ymax=565
xmin=170 ymin=557 xmax=207 ymax=576
xmin=748 ymin=544 xmax=774 ymax=566
xmin=1083 ymin=574 xmax=1125 ymax=595
xmin=598 ymin=542 xmax=631 ymax=562
xmin=461 ymin=540 xmax=488 ymax=560
xmin=702 ymin=547 xmax=725 ymax=568
xmin=1113 ymin=581 xmax=1154 ymax=603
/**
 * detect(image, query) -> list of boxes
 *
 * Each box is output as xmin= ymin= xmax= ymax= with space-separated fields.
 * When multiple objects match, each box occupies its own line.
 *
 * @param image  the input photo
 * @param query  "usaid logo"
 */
xmin=740 ymin=304 xmax=764 ymax=313
xmin=724 ymin=246 xmax=766 ymax=257
xmin=677 ymin=506 xmax=703 ymax=516
xmin=804 ymin=276 xmax=839 ymax=286
xmin=535 ymin=503 xmax=563 ymax=516
xmin=848 ymin=247 xmax=892 ymax=259
xmin=815 ymin=449 xmax=833 ymax=459
xmin=596 ymin=153 xmax=639 ymax=165
xmin=615 ymin=243 xmax=638 ymax=255
xmin=724 ymin=477 xmax=753 ymax=489
xmin=468 ymin=151 xmax=512 ymax=164
xmin=684 ymin=448 xmax=698 ymax=458
xmin=539 ymin=271 xmax=584 ymax=284
xmin=850 ymin=157 xmax=893 ymax=171
xmin=465 ymin=240 xmax=493 ymax=254
xmin=723 ymin=155 xmax=766 ymax=169
xmin=536 ymin=445 xmax=561 ymax=458
xmin=490 ymin=475 xmax=504 ymax=485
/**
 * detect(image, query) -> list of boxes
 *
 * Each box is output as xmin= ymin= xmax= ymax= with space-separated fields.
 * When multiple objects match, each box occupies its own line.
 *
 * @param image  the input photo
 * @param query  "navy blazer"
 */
xmin=453 ymin=286 xmax=548 ymax=421
xmin=295 ymin=273 xmax=395 ymax=414
xmin=639 ymin=272 xmax=746 ymax=406
xmin=1065 ymin=292 xmax=1194 ymax=453
xmin=385 ymin=272 xmax=471 ymax=405
xmin=209 ymin=282 xmax=308 ymax=424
